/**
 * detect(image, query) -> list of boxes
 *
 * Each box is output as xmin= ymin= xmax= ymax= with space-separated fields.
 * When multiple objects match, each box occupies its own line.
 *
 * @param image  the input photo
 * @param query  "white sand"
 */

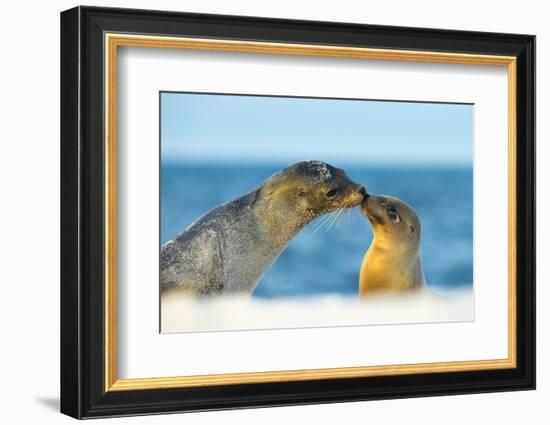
xmin=161 ymin=288 xmax=474 ymax=333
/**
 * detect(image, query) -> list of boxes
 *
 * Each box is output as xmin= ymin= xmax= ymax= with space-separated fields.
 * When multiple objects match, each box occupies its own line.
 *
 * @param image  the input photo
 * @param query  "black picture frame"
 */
xmin=61 ymin=5 xmax=535 ymax=419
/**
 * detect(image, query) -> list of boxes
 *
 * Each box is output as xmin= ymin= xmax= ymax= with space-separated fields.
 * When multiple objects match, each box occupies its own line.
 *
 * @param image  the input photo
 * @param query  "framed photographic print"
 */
xmin=60 ymin=6 xmax=535 ymax=419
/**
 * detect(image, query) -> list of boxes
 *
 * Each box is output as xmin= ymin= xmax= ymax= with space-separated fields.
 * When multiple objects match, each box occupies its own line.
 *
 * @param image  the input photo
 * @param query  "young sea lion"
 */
xmin=161 ymin=160 xmax=367 ymax=296
xmin=359 ymin=194 xmax=425 ymax=297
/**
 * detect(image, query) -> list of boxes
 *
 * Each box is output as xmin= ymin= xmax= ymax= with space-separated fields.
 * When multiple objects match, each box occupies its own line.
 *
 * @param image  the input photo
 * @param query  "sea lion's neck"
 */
xmin=253 ymin=197 xmax=311 ymax=248
xmin=248 ymin=180 xmax=316 ymax=247
xmin=359 ymin=235 xmax=424 ymax=295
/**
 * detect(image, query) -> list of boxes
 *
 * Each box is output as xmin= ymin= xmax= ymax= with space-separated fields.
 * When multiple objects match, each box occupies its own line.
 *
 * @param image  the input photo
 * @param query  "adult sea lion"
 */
xmin=161 ymin=160 xmax=367 ymax=296
xmin=359 ymin=194 xmax=425 ymax=297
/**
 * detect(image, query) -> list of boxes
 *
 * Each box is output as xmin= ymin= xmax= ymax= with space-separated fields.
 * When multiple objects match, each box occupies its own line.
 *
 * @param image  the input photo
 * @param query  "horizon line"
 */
xmin=161 ymin=158 xmax=473 ymax=169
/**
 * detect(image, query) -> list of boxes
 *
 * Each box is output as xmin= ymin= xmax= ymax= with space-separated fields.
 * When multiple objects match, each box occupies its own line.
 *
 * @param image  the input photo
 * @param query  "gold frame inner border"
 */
xmin=104 ymin=33 xmax=518 ymax=392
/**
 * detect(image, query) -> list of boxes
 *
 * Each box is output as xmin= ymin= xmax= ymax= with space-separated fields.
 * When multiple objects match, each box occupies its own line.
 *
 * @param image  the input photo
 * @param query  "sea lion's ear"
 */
xmin=408 ymin=224 xmax=415 ymax=240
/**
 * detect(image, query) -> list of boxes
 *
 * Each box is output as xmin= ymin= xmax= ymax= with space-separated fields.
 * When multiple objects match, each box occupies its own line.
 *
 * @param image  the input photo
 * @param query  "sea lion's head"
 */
xmin=256 ymin=160 xmax=366 ymax=231
xmin=361 ymin=194 xmax=421 ymax=249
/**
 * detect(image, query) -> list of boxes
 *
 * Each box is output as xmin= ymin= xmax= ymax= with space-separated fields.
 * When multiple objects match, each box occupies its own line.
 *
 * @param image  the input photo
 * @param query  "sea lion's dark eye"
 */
xmin=386 ymin=204 xmax=398 ymax=219
xmin=326 ymin=188 xmax=339 ymax=197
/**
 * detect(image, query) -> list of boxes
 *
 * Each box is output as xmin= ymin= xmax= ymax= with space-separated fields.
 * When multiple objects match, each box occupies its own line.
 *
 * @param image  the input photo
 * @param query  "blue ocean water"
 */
xmin=161 ymin=163 xmax=473 ymax=298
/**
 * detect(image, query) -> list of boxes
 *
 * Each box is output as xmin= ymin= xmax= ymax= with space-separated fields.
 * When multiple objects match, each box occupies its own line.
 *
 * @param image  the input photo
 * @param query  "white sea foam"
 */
xmin=161 ymin=287 xmax=474 ymax=333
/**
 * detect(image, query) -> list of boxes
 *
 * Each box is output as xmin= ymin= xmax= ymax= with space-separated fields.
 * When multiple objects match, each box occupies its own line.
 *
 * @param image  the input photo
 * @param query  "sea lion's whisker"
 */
xmin=328 ymin=208 xmax=344 ymax=230
xmin=319 ymin=211 xmax=337 ymax=227
xmin=310 ymin=211 xmax=336 ymax=235
xmin=327 ymin=208 xmax=343 ymax=230
xmin=337 ymin=208 xmax=348 ymax=227
xmin=325 ymin=210 xmax=339 ymax=231
xmin=337 ymin=208 xmax=346 ymax=227
xmin=332 ymin=209 xmax=344 ymax=228
xmin=336 ymin=208 xmax=346 ymax=226
xmin=316 ymin=211 xmax=337 ymax=233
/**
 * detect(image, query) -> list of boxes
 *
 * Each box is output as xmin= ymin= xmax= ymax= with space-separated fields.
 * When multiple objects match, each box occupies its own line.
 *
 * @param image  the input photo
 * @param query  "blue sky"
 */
xmin=161 ymin=92 xmax=473 ymax=167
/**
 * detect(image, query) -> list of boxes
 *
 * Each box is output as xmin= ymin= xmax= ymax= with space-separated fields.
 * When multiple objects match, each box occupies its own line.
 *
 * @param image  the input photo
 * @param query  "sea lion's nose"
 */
xmin=358 ymin=186 xmax=368 ymax=199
